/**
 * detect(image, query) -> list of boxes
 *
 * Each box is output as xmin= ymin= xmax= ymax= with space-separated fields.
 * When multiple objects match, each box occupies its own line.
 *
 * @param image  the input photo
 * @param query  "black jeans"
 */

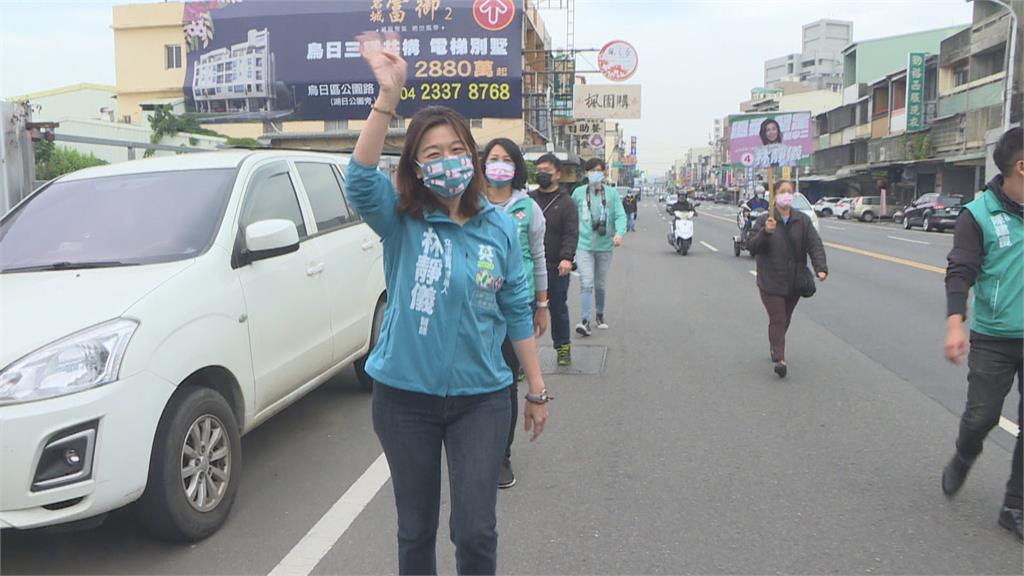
xmin=373 ymin=383 xmax=511 ymax=575
xmin=548 ymin=269 xmax=571 ymax=348
xmin=501 ymin=338 xmax=519 ymax=460
xmin=955 ymin=335 xmax=1023 ymax=509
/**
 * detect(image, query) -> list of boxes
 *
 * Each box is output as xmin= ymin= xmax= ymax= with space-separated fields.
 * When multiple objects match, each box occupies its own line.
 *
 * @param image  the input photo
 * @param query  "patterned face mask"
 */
xmin=418 ymin=155 xmax=475 ymax=199
xmin=485 ymin=160 xmax=516 ymax=188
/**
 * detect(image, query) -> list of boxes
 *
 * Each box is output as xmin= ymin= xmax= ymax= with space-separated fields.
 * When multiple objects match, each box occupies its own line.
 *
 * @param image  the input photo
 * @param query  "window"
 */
xmin=953 ymin=64 xmax=969 ymax=87
xmin=0 ymin=169 xmax=235 ymax=271
xmin=165 ymin=45 xmax=182 ymax=69
xmin=296 ymin=162 xmax=354 ymax=233
xmin=471 ymin=119 xmax=484 ymax=129
xmin=241 ymin=163 xmax=307 ymax=239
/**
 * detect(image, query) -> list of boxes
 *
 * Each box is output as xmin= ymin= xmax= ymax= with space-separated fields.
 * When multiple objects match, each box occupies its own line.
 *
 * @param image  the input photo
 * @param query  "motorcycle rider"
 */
xmin=668 ymin=191 xmax=698 ymax=215
xmin=743 ymin=186 xmax=770 ymax=213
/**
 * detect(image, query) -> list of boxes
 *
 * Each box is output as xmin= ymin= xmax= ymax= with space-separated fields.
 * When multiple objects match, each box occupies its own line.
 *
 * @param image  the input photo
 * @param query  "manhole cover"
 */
xmin=538 ymin=345 xmax=607 ymax=376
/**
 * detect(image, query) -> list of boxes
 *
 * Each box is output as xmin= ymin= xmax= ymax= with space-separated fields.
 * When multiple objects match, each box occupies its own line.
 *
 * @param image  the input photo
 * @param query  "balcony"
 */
xmin=937 ymin=76 xmax=1005 ymax=116
xmin=971 ymin=13 xmax=1011 ymax=56
xmin=940 ymin=28 xmax=972 ymax=67
xmin=871 ymin=115 xmax=890 ymax=139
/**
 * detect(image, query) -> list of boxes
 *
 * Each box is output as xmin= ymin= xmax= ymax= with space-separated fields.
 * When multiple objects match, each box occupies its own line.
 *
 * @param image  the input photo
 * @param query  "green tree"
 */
xmin=145 ymin=105 xmax=265 ymax=156
xmin=36 ymin=146 xmax=108 ymax=180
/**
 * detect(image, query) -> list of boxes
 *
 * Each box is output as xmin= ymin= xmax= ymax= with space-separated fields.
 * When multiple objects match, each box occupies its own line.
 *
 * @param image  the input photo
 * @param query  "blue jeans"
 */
xmin=576 ymin=249 xmax=613 ymax=322
xmin=547 ymin=269 xmax=571 ymax=347
xmin=373 ymin=383 xmax=511 ymax=575
xmin=627 ymin=212 xmax=637 ymax=232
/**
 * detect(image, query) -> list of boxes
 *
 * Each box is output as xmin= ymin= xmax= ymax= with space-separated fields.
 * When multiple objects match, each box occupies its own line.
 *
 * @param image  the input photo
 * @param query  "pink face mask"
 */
xmin=776 ymin=193 xmax=795 ymax=208
xmin=485 ymin=160 xmax=515 ymax=188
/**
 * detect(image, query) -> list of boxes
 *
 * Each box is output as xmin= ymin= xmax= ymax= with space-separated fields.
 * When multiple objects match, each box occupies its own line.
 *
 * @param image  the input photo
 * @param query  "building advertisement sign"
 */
xmin=181 ymin=0 xmax=522 ymax=121
xmin=727 ymin=112 xmax=813 ymax=168
xmin=565 ymin=120 xmax=603 ymax=137
xmin=597 ymin=40 xmax=638 ymax=82
xmin=573 ymin=84 xmax=641 ymax=119
xmin=906 ymin=52 xmax=927 ymax=132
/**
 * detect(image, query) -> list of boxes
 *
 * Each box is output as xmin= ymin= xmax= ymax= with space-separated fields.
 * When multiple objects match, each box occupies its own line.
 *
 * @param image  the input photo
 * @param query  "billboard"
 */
xmin=573 ymin=84 xmax=641 ymax=119
xmin=181 ymin=0 xmax=522 ymax=121
xmin=727 ymin=112 xmax=812 ymax=168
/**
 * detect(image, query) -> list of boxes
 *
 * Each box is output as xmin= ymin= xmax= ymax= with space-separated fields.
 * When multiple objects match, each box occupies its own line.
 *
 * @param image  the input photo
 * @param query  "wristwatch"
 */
xmin=536 ymin=300 xmax=550 ymax=309
xmin=525 ymin=389 xmax=553 ymax=405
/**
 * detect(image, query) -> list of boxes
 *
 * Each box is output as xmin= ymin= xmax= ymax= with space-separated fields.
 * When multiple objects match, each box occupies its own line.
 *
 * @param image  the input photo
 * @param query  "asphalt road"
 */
xmin=2 ymin=198 xmax=1021 ymax=575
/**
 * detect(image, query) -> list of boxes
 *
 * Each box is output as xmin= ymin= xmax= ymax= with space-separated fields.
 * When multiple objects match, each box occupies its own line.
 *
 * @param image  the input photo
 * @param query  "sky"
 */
xmin=0 ymin=0 xmax=974 ymax=174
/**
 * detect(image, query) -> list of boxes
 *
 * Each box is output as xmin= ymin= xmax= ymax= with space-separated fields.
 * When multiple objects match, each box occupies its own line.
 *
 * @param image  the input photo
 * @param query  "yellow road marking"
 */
xmin=823 ymin=242 xmax=946 ymax=275
xmin=702 ymin=211 xmax=947 ymax=275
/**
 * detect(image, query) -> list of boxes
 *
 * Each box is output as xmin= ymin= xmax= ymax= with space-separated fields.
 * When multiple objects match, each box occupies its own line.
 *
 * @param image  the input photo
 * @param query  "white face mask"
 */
xmin=587 ymin=171 xmax=604 ymax=185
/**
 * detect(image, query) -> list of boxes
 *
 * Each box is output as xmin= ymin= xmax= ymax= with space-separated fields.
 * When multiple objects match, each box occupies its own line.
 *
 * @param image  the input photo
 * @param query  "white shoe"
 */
xmin=596 ymin=315 xmax=609 ymax=330
xmin=575 ymin=320 xmax=592 ymax=336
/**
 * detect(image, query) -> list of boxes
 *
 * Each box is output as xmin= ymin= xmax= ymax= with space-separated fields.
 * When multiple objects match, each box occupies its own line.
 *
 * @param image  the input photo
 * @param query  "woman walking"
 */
xmin=481 ymin=137 xmax=549 ymax=489
xmin=747 ymin=180 xmax=828 ymax=378
xmin=345 ymin=33 xmax=550 ymax=575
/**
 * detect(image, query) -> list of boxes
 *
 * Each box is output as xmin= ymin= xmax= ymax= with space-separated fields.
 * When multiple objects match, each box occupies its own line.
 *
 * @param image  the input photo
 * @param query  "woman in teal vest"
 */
xmin=483 ymin=137 xmax=548 ymax=490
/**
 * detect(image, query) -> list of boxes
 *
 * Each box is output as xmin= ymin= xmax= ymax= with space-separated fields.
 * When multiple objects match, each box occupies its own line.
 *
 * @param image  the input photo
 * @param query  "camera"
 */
xmin=592 ymin=220 xmax=608 ymax=236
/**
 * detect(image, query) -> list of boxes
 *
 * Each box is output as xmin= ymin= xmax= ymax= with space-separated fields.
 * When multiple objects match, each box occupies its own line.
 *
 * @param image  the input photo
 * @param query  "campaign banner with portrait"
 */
xmin=181 ymin=0 xmax=522 ymax=121
xmin=728 ymin=112 xmax=813 ymax=168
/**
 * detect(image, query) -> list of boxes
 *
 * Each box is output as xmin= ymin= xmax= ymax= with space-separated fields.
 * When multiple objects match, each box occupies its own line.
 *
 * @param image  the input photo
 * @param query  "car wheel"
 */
xmin=138 ymin=386 xmax=241 ymax=542
xmin=923 ymin=214 xmax=933 ymax=232
xmin=821 ymin=208 xmax=832 ymax=217
xmin=903 ymin=216 xmax=913 ymax=230
xmin=862 ymin=211 xmax=875 ymax=223
xmin=354 ymin=295 xmax=387 ymax=391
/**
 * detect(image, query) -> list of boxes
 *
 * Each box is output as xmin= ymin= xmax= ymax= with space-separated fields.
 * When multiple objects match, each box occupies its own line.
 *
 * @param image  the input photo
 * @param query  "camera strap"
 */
xmin=586 ymin=186 xmax=607 ymax=223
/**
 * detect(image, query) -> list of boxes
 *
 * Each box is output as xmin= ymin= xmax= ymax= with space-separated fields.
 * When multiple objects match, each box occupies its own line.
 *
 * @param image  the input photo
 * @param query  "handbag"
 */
xmin=780 ymin=219 xmax=817 ymax=298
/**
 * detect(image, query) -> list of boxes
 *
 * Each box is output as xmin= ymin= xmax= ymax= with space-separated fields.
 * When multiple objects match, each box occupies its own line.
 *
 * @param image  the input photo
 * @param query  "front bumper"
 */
xmin=0 ymin=372 xmax=176 ymax=530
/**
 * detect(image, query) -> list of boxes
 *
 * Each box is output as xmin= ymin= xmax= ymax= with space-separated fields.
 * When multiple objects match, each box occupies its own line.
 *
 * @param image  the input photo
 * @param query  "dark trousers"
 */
xmin=548 ymin=269 xmax=571 ymax=348
xmin=373 ymin=383 xmax=511 ymax=575
xmin=501 ymin=337 xmax=520 ymax=460
xmin=955 ymin=335 xmax=1023 ymax=509
xmin=759 ymin=290 xmax=800 ymax=362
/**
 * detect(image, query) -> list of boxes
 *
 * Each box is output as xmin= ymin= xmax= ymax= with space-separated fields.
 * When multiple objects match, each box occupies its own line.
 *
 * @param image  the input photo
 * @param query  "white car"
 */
xmin=0 ymin=151 xmax=386 ymax=540
xmin=793 ymin=192 xmax=821 ymax=232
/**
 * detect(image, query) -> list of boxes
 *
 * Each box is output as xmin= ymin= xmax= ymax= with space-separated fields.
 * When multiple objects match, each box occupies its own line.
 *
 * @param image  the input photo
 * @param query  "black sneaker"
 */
xmin=941 ymin=453 xmax=974 ymax=497
xmin=596 ymin=315 xmax=609 ymax=330
xmin=557 ymin=344 xmax=571 ymax=366
xmin=575 ymin=320 xmax=592 ymax=337
xmin=498 ymin=459 xmax=516 ymax=489
xmin=773 ymin=361 xmax=787 ymax=378
xmin=998 ymin=506 xmax=1023 ymax=541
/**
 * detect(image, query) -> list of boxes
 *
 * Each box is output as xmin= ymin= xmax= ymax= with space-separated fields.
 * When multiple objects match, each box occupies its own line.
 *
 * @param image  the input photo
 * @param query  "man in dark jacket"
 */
xmin=941 ymin=127 xmax=1023 ymax=541
xmin=746 ymin=180 xmax=828 ymax=378
xmin=531 ymin=154 xmax=580 ymax=366
xmin=623 ymin=190 xmax=639 ymax=232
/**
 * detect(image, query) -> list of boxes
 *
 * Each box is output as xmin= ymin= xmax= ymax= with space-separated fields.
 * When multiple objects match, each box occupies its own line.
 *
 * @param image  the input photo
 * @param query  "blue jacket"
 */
xmin=345 ymin=160 xmax=533 ymax=396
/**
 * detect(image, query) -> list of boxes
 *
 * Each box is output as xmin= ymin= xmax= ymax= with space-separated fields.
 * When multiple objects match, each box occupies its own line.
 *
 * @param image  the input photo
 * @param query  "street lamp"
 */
xmin=983 ymin=0 xmax=1019 ymax=131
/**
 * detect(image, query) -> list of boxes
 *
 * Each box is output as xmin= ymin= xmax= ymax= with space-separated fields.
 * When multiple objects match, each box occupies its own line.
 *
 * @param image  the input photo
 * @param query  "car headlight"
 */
xmin=0 ymin=319 xmax=138 ymax=406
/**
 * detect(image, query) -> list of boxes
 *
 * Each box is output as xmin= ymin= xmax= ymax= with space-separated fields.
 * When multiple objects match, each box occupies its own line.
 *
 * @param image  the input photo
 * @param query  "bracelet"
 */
xmin=371 ymin=103 xmax=395 ymax=118
xmin=536 ymin=300 xmax=549 ymax=309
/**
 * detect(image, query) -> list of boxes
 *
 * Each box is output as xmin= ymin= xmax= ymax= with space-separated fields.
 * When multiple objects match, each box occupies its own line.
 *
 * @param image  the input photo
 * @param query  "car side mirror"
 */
xmin=243 ymin=219 xmax=300 ymax=264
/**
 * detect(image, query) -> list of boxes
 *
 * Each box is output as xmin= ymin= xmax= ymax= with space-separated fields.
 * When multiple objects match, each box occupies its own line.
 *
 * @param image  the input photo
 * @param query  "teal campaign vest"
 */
xmin=509 ymin=197 xmax=535 ymax=297
xmin=965 ymin=189 xmax=1023 ymax=338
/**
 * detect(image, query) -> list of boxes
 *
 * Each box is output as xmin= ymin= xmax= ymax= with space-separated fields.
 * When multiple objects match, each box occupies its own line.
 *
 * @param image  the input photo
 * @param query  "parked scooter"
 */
xmin=733 ymin=208 xmax=767 ymax=257
xmin=667 ymin=210 xmax=696 ymax=255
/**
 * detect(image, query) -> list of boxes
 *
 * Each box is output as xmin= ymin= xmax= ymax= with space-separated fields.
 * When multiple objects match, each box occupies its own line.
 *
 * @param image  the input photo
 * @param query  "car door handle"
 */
xmin=306 ymin=263 xmax=325 ymax=277
xmin=361 ymin=239 xmax=377 ymax=251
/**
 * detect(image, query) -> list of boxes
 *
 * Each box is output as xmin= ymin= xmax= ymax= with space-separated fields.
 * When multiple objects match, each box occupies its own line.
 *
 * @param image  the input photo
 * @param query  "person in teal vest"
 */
xmin=572 ymin=157 xmax=628 ymax=336
xmin=942 ymin=127 xmax=1024 ymax=541
xmin=482 ymin=137 xmax=548 ymax=490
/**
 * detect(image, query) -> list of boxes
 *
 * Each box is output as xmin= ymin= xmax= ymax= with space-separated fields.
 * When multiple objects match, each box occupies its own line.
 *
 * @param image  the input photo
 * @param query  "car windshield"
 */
xmin=938 ymin=196 xmax=963 ymax=207
xmin=0 ymin=169 xmax=235 ymax=272
xmin=792 ymin=194 xmax=812 ymax=211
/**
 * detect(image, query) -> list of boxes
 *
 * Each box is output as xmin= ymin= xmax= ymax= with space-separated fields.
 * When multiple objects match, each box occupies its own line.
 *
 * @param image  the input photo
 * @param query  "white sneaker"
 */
xmin=596 ymin=315 xmax=609 ymax=330
xmin=575 ymin=320 xmax=592 ymax=337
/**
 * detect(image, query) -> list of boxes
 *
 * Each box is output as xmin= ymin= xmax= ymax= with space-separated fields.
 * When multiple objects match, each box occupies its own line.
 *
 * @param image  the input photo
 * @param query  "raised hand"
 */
xmin=357 ymin=31 xmax=407 ymax=107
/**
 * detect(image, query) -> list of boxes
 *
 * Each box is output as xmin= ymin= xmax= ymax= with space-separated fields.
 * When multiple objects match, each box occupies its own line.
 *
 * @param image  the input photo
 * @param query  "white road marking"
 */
xmin=1000 ymin=416 xmax=1019 ymax=435
xmin=700 ymin=241 xmax=718 ymax=252
xmin=824 ymin=225 xmax=846 ymax=231
xmin=887 ymin=235 xmax=930 ymax=245
xmin=268 ymin=453 xmax=391 ymax=576
xmin=749 ymin=270 xmax=757 ymax=277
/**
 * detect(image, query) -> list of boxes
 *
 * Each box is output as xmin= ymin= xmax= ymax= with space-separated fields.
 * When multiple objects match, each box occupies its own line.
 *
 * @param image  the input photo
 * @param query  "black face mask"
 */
xmin=537 ymin=173 xmax=555 ymax=189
